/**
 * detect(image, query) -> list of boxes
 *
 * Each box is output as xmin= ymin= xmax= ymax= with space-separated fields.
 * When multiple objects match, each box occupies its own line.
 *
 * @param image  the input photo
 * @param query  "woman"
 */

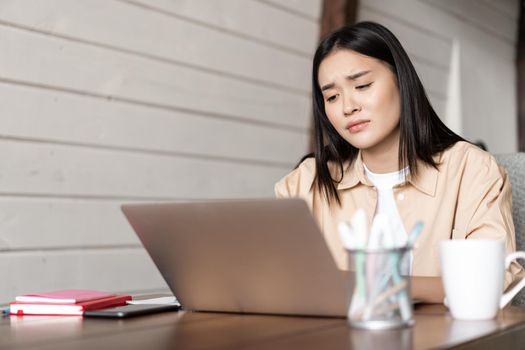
xmin=275 ymin=22 xmax=522 ymax=303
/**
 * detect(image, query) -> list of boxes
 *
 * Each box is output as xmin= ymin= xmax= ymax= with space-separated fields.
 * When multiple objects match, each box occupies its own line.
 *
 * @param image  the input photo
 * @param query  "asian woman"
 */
xmin=275 ymin=22 xmax=523 ymax=303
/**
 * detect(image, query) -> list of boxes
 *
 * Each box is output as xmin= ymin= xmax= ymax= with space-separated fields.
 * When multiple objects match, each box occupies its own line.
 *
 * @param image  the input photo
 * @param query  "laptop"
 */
xmin=121 ymin=198 xmax=350 ymax=317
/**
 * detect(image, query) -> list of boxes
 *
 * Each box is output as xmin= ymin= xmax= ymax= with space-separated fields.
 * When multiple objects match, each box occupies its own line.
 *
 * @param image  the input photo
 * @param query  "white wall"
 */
xmin=358 ymin=0 xmax=519 ymax=154
xmin=0 ymin=0 xmax=321 ymax=304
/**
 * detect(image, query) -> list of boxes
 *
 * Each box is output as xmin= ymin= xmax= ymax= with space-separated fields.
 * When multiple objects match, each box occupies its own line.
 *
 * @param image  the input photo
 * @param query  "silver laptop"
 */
xmin=121 ymin=198 xmax=350 ymax=317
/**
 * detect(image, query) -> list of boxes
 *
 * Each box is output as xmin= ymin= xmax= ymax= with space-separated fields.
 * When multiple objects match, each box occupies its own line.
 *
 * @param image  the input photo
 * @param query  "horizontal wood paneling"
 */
xmin=428 ymin=95 xmax=446 ymax=119
xmin=0 ymin=1 xmax=320 ymax=303
xmin=459 ymin=47 xmax=517 ymax=151
xmin=1 ymin=248 xmax=168 ymax=304
xmin=0 ymin=198 xmax=141 ymax=250
xmin=480 ymin=0 xmax=519 ymax=20
xmin=0 ymin=0 xmax=311 ymax=91
xmin=412 ymin=60 xmax=448 ymax=99
xmin=362 ymin=0 xmax=515 ymax=60
xmin=126 ymin=0 xmax=319 ymax=55
xmin=424 ymin=0 xmax=517 ymax=43
xmin=359 ymin=5 xmax=452 ymax=69
xmin=0 ymin=25 xmax=310 ymax=130
xmin=0 ymin=139 xmax=289 ymax=199
xmin=0 ymin=82 xmax=309 ymax=165
xmin=258 ymin=0 xmax=322 ymax=21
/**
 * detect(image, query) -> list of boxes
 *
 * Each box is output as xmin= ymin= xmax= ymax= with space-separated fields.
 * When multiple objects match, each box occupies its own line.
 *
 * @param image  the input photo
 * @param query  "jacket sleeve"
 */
xmin=456 ymin=152 xmax=523 ymax=289
xmin=274 ymin=175 xmax=292 ymax=198
xmin=274 ymin=159 xmax=316 ymax=199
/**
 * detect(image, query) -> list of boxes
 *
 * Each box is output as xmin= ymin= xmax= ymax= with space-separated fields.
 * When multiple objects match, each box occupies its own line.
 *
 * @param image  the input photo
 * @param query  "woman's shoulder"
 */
xmin=443 ymin=141 xmax=492 ymax=162
xmin=441 ymin=141 xmax=503 ymax=178
xmin=274 ymin=157 xmax=316 ymax=198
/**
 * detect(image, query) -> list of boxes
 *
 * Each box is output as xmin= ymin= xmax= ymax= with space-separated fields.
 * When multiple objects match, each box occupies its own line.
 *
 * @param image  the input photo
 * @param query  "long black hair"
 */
xmin=309 ymin=21 xmax=464 ymax=206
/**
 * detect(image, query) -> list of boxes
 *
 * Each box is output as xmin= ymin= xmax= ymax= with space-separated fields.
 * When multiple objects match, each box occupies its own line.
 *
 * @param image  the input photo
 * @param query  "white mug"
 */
xmin=439 ymin=239 xmax=525 ymax=320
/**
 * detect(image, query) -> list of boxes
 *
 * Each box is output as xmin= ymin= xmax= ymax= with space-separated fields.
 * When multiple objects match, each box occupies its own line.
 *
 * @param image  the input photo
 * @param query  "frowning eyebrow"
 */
xmin=320 ymin=70 xmax=372 ymax=91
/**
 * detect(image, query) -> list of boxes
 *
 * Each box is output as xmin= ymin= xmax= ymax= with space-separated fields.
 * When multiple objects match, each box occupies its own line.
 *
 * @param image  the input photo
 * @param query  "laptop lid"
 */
xmin=122 ymin=198 xmax=350 ymax=317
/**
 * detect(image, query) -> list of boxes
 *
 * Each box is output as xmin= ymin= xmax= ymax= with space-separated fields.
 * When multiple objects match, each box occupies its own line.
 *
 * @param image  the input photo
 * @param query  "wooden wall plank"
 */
xmin=412 ymin=60 xmax=448 ymax=99
xmin=424 ymin=0 xmax=517 ymax=43
xmin=0 ymin=83 xmax=309 ymax=165
xmin=428 ymin=95 xmax=446 ymax=119
xmin=1 ymin=248 xmax=168 ymax=304
xmin=359 ymin=5 xmax=452 ymax=69
xmin=0 ymin=139 xmax=290 ymax=199
xmin=259 ymin=0 xmax=323 ymax=21
xmin=459 ymin=46 xmax=518 ymax=152
xmin=480 ymin=0 xmax=519 ymax=20
xmin=127 ymin=0 xmax=319 ymax=55
xmin=0 ymin=198 xmax=140 ymax=250
xmin=0 ymin=25 xmax=310 ymax=129
xmin=362 ymin=0 xmax=515 ymax=61
xmin=0 ymin=0 xmax=311 ymax=91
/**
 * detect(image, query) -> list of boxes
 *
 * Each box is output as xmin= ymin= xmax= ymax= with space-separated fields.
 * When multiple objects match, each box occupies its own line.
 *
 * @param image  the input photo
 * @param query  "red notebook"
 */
xmin=15 ymin=290 xmax=115 ymax=304
xmin=10 ymin=295 xmax=131 ymax=316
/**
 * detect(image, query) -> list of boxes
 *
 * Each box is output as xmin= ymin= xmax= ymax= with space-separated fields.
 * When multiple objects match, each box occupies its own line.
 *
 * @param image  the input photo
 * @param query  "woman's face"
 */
xmin=318 ymin=49 xmax=401 ymax=152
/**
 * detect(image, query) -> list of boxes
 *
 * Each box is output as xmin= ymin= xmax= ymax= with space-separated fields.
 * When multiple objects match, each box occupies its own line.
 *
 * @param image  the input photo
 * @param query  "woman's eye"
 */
xmin=356 ymin=82 xmax=373 ymax=90
xmin=326 ymin=95 xmax=337 ymax=102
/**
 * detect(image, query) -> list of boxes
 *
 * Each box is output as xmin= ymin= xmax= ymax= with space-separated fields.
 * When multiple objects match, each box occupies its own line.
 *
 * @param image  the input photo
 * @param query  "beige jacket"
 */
xmin=275 ymin=141 xmax=523 ymax=288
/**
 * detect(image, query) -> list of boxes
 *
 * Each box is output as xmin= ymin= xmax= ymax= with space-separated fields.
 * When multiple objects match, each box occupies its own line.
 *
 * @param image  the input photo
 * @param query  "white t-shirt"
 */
xmin=364 ymin=164 xmax=412 ymax=275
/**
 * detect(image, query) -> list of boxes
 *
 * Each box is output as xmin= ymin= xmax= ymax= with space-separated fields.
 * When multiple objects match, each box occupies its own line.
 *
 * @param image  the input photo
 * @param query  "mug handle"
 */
xmin=500 ymin=251 xmax=525 ymax=308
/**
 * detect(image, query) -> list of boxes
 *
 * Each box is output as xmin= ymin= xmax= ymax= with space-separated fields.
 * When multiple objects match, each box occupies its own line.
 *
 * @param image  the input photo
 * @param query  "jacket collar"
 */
xmin=335 ymin=151 xmax=439 ymax=197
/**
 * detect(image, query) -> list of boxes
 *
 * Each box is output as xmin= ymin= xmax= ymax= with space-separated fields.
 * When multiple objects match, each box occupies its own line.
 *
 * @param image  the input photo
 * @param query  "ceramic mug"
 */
xmin=439 ymin=239 xmax=525 ymax=320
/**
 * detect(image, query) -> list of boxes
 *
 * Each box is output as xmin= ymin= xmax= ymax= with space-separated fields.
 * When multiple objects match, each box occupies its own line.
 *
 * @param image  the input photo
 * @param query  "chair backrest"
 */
xmin=495 ymin=153 xmax=525 ymax=305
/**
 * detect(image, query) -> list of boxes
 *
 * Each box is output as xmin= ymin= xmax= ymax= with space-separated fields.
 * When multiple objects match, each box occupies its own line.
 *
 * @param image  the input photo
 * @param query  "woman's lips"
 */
xmin=346 ymin=120 xmax=370 ymax=133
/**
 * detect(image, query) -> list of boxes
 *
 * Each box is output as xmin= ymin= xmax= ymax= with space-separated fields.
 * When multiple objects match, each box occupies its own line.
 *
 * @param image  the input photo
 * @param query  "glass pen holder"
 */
xmin=346 ymin=246 xmax=414 ymax=330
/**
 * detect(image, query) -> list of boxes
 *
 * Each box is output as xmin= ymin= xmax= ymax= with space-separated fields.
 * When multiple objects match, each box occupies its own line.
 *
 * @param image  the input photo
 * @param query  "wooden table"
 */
xmin=2 ymin=304 xmax=525 ymax=349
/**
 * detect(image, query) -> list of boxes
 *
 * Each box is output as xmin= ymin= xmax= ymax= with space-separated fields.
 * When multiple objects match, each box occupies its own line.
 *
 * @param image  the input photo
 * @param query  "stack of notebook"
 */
xmin=9 ymin=290 xmax=131 ymax=316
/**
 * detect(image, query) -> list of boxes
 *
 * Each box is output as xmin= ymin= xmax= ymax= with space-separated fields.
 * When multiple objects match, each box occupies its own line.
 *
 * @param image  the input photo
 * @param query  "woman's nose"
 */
xmin=343 ymin=97 xmax=361 ymax=116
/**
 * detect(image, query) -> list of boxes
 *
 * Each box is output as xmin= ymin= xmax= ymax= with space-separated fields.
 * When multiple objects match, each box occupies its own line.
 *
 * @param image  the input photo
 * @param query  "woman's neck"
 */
xmin=361 ymin=130 xmax=400 ymax=173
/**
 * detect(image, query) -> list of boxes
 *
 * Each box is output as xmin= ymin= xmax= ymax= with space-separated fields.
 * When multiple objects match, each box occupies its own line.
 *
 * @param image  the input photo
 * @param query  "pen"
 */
xmin=407 ymin=221 xmax=424 ymax=247
xmin=352 ymin=210 xmax=368 ymax=298
xmin=347 ymin=209 xmax=368 ymax=319
xmin=362 ymin=215 xmax=387 ymax=320
xmin=385 ymin=221 xmax=413 ymax=322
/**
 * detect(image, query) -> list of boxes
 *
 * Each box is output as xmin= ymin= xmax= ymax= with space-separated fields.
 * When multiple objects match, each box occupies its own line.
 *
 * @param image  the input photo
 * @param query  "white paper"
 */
xmin=127 ymin=296 xmax=179 ymax=305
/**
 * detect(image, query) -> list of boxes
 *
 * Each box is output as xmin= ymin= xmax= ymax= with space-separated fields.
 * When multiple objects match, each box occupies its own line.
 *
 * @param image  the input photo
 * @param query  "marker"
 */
xmin=377 ymin=216 xmax=414 ymax=322
xmin=407 ymin=221 xmax=424 ymax=247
